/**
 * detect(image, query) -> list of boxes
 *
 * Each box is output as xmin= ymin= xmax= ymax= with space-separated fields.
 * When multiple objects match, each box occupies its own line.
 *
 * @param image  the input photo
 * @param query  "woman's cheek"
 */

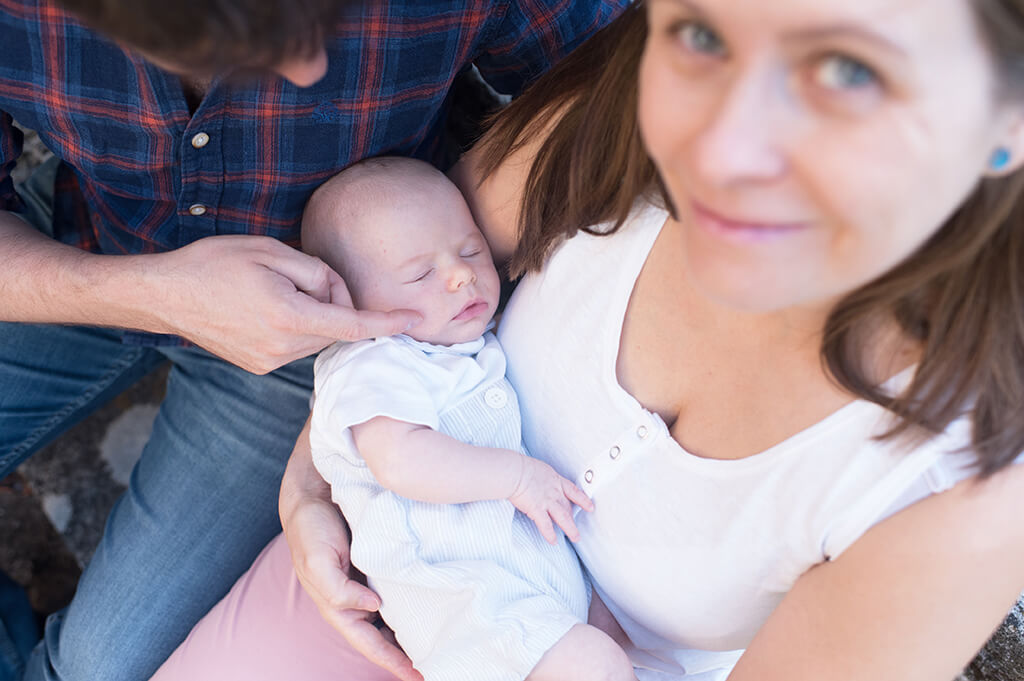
xmin=637 ymin=48 xmax=709 ymax=200
xmin=637 ymin=47 xmax=669 ymax=149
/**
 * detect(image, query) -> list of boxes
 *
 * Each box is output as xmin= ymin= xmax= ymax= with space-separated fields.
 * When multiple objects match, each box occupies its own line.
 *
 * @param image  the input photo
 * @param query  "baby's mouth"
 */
xmin=453 ymin=299 xmax=488 ymax=321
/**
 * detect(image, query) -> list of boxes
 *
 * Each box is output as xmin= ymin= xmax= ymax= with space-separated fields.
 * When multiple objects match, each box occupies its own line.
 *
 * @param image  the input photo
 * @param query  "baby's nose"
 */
xmin=447 ymin=263 xmax=476 ymax=291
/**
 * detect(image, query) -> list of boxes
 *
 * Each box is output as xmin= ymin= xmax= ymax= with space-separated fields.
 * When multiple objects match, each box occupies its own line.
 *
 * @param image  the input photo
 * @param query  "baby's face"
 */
xmin=354 ymin=192 xmax=501 ymax=346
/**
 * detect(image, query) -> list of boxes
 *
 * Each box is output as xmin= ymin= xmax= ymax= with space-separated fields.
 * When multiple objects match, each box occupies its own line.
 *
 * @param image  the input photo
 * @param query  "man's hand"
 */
xmin=280 ymin=419 xmax=424 ymax=681
xmin=156 ymin=235 xmax=421 ymax=374
xmin=509 ymin=458 xmax=594 ymax=544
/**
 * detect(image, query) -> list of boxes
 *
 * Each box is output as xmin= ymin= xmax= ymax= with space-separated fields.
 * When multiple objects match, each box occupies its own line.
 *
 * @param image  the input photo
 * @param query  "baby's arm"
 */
xmin=351 ymin=416 xmax=594 ymax=543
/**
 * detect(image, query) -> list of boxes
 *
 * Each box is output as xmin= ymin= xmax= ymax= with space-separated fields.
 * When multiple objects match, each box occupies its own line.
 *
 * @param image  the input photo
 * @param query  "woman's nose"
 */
xmin=691 ymin=63 xmax=791 ymax=188
xmin=447 ymin=263 xmax=476 ymax=291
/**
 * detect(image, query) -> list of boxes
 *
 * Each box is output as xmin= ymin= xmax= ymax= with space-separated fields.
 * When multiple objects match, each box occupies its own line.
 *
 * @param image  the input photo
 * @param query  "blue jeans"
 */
xmin=0 ymin=160 xmax=315 ymax=681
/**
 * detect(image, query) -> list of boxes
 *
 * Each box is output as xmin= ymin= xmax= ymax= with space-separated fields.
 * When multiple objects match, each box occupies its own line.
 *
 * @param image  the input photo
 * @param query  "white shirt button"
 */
xmin=584 ymin=469 xmax=594 ymax=483
xmin=188 ymin=203 xmax=208 ymax=216
xmin=191 ymin=132 xmax=210 ymax=149
xmin=637 ymin=425 xmax=649 ymax=439
xmin=609 ymin=445 xmax=621 ymax=460
xmin=484 ymin=387 xmax=507 ymax=409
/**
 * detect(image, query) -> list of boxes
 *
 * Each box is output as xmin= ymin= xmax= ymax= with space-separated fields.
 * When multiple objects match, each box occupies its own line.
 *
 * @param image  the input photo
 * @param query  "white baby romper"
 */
xmin=310 ymin=332 xmax=589 ymax=681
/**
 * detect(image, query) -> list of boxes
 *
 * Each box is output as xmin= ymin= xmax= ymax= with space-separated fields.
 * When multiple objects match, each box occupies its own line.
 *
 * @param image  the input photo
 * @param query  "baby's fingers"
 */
xmin=562 ymin=479 xmax=594 ymax=513
xmin=549 ymin=502 xmax=582 ymax=543
xmin=531 ymin=511 xmax=559 ymax=545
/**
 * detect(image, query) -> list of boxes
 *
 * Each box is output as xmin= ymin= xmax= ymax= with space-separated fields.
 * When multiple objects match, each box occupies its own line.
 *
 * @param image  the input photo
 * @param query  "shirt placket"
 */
xmin=577 ymin=411 xmax=664 ymax=498
xmin=176 ymin=93 xmax=226 ymax=247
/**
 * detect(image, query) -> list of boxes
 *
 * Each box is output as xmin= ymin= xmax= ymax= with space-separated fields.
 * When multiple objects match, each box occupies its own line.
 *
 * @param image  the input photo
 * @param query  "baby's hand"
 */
xmin=508 ymin=458 xmax=594 ymax=544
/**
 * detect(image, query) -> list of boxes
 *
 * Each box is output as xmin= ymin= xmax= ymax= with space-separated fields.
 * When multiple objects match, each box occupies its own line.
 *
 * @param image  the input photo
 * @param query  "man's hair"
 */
xmin=57 ymin=0 xmax=347 ymax=72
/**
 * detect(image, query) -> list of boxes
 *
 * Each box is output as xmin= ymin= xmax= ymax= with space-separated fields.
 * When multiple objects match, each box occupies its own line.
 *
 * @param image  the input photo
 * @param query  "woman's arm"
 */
xmin=278 ymin=416 xmax=424 ymax=681
xmin=352 ymin=415 xmax=592 ymax=543
xmin=728 ymin=464 xmax=1024 ymax=681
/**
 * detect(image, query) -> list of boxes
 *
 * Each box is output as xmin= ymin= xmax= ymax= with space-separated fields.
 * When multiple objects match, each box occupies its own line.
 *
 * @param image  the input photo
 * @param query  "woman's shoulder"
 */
xmin=540 ymin=195 xmax=669 ymax=270
xmin=819 ymin=410 xmax=1022 ymax=562
xmin=586 ymin=195 xmax=669 ymax=237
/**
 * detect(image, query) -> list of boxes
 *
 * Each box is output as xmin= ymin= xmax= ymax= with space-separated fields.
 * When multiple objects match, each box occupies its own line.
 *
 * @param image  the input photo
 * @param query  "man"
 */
xmin=0 ymin=0 xmax=627 ymax=678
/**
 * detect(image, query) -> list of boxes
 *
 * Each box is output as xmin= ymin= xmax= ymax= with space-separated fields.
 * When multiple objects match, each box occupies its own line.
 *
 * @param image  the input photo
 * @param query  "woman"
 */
xmin=154 ymin=0 xmax=1024 ymax=679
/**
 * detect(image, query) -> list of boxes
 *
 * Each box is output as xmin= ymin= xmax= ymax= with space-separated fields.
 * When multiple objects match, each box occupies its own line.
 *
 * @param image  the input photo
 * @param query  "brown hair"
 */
xmin=475 ymin=0 xmax=1024 ymax=477
xmin=56 ymin=0 xmax=346 ymax=72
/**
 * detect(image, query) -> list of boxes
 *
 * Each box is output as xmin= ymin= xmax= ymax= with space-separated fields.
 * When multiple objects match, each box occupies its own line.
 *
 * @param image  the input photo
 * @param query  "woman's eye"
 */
xmin=813 ymin=54 xmax=879 ymax=91
xmin=676 ymin=21 xmax=726 ymax=57
xmin=461 ymin=250 xmax=481 ymax=258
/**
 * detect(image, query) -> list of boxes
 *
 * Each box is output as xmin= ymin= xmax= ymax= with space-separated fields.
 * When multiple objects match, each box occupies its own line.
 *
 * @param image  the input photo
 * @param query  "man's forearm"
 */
xmin=0 ymin=211 xmax=165 ymax=330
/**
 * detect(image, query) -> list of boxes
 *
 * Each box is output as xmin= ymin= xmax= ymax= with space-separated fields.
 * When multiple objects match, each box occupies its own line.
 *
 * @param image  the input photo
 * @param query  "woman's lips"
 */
xmin=453 ymin=299 xmax=488 ymax=321
xmin=690 ymin=200 xmax=808 ymax=242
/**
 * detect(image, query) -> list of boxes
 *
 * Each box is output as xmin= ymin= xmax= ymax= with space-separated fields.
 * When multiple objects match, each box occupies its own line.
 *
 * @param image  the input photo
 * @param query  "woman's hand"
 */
xmin=508 ymin=458 xmax=594 ymax=544
xmin=280 ymin=418 xmax=424 ymax=681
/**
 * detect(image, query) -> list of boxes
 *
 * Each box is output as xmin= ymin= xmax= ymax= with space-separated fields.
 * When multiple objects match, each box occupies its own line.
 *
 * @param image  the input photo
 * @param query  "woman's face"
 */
xmin=639 ymin=0 xmax=1022 ymax=313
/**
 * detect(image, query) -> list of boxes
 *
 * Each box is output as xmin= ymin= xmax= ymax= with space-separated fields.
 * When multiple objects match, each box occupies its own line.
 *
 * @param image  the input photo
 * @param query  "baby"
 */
xmin=301 ymin=157 xmax=635 ymax=681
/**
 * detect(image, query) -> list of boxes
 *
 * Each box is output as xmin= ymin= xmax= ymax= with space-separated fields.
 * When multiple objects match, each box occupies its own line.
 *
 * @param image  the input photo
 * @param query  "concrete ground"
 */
xmin=1 ymin=128 xmax=1022 ymax=680
xmin=0 ymin=366 xmax=167 ymax=616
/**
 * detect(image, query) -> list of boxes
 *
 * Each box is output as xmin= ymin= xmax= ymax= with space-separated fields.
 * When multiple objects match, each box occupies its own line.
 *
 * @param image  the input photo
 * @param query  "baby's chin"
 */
xmin=406 ymin=317 xmax=492 ymax=346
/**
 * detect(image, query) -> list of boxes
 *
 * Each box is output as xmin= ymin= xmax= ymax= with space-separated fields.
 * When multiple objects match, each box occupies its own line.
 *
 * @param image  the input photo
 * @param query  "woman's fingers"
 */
xmin=309 ymin=567 xmax=379 ymax=614
xmin=327 ymin=610 xmax=424 ymax=681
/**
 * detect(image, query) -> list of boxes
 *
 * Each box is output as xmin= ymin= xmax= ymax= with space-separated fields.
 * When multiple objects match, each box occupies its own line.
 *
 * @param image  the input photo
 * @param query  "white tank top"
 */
xmin=497 ymin=200 xmax=990 ymax=680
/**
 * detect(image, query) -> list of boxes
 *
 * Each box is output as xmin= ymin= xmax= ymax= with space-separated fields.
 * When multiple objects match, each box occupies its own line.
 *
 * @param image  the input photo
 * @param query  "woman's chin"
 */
xmin=686 ymin=263 xmax=818 ymax=316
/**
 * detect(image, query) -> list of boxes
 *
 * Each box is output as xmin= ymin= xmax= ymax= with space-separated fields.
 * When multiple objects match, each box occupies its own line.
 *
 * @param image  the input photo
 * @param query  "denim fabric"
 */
xmin=0 ymin=323 xmax=316 ymax=681
xmin=0 ymin=159 xmax=316 ymax=680
xmin=0 ymin=572 xmax=37 ymax=681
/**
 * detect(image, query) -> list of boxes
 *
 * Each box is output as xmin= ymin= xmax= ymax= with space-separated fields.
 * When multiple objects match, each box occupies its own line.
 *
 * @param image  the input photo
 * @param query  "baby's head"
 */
xmin=302 ymin=157 xmax=500 ymax=346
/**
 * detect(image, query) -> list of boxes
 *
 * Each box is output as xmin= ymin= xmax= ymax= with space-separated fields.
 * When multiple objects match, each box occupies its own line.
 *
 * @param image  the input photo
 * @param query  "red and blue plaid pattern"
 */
xmin=0 ymin=0 xmax=627 ymax=256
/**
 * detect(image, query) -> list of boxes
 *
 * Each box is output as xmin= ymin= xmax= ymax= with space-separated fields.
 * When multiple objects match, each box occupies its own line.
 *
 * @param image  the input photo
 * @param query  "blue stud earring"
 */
xmin=990 ymin=147 xmax=1012 ymax=171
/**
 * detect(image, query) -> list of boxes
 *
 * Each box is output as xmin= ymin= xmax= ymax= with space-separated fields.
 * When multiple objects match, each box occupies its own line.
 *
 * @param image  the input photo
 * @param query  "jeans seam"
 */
xmin=1 ymin=346 xmax=149 ymax=470
xmin=0 ymin=618 xmax=26 ymax=679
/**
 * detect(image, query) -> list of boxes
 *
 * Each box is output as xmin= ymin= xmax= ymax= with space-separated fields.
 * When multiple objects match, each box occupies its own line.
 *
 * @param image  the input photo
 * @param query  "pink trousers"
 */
xmin=151 ymin=533 xmax=400 ymax=681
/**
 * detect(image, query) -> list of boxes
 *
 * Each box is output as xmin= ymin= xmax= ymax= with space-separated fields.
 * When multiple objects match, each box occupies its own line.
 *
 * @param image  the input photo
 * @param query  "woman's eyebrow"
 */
xmin=660 ymin=0 xmax=707 ymax=15
xmin=657 ymin=0 xmax=908 ymax=61
xmin=782 ymin=23 xmax=909 ymax=59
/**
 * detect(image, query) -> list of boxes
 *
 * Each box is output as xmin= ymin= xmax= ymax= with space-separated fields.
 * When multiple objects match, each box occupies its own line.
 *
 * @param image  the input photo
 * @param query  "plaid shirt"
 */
xmin=0 ymin=0 xmax=627 ymax=258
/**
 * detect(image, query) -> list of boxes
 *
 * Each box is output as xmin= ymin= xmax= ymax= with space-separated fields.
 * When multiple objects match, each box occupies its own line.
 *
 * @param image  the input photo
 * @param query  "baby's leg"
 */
xmin=526 ymin=623 xmax=637 ymax=681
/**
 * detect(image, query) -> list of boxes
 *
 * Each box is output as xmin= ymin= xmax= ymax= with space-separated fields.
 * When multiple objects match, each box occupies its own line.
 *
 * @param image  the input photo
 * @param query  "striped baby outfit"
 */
xmin=310 ymin=332 xmax=588 ymax=681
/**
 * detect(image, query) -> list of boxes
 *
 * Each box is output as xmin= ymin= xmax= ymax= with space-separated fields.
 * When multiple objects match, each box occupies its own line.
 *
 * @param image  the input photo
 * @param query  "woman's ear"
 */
xmin=986 ymin=110 xmax=1024 ymax=177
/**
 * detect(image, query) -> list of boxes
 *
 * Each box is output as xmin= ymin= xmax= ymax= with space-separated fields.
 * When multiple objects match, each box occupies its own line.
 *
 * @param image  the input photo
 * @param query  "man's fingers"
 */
xmin=296 ymin=297 xmax=422 ymax=342
xmin=329 ymin=611 xmax=424 ymax=681
xmin=328 ymin=272 xmax=355 ymax=308
xmin=258 ymin=239 xmax=338 ymax=299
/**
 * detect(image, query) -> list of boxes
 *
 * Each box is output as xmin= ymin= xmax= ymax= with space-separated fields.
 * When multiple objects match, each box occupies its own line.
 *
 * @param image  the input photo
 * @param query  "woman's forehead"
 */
xmin=654 ymin=0 xmax=978 ymax=48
